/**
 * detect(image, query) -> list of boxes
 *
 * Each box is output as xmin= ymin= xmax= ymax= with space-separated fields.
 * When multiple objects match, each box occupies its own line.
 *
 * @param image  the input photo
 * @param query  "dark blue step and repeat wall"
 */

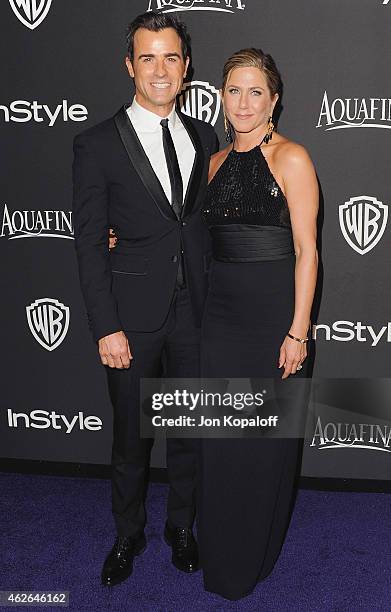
xmin=1 ymin=1 xmax=390 ymax=480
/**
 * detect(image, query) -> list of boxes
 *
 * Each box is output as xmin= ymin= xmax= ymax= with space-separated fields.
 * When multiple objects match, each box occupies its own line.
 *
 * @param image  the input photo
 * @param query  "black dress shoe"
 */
xmin=164 ymin=522 xmax=199 ymax=573
xmin=101 ymin=533 xmax=146 ymax=586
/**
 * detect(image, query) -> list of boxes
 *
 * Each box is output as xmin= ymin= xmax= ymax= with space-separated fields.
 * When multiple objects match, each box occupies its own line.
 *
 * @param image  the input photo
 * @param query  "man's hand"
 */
xmin=98 ymin=331 xmax=132 ymax=369
xmin=108 ymin=228 xmax=117 ymax=250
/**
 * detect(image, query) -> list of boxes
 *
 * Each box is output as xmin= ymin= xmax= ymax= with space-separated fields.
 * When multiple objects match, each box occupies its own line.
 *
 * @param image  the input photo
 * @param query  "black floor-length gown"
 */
xmin=197 ymin=143 xmax=309 ymax=600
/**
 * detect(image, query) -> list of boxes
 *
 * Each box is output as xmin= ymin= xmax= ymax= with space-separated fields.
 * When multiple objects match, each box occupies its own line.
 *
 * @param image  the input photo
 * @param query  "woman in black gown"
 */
xmin=197 ymin=49 xmax=319 ymax=600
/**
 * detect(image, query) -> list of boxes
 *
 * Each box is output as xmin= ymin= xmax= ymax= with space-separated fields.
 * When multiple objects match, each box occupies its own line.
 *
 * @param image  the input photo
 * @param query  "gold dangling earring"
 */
xmin=264 ymin=115 xmax=275 ymax=144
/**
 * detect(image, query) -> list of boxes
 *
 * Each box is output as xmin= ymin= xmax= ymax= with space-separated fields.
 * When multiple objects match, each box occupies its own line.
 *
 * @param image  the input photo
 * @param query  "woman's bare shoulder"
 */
xmin=273 ymin=135 xmax=313 ymax=168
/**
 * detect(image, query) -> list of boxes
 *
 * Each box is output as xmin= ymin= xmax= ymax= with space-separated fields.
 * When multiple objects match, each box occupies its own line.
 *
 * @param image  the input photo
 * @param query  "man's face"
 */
xmin=126 ymin=27 xmax=189 ymax=116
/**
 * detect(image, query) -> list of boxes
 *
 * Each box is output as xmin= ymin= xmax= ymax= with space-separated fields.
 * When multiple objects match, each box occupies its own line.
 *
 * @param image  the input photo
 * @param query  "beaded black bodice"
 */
xmin=202 ymin=145 xmax=291 ymax=228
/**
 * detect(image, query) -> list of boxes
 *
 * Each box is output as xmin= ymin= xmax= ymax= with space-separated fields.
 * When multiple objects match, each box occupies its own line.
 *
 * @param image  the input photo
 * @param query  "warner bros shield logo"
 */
xmin=9 ymin=0 xmax=52 ymax=30
xmin=339 ymin=196 xmax=388 ymax=255
xmin=26 ymin=298 xmax=70 ymax=351
xmin=178 ymin=81 xmax=221 ymax=126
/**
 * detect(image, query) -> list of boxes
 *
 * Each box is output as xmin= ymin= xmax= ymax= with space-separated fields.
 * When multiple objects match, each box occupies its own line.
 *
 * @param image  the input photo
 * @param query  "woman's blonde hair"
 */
xmin=222 ymin=48 xmax=282 ymax=98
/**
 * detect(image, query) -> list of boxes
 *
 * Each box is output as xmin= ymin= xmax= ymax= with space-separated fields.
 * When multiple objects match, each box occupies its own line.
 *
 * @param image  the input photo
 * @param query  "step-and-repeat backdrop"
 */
xmin=1 ymin=0 xmax=390 ymax=479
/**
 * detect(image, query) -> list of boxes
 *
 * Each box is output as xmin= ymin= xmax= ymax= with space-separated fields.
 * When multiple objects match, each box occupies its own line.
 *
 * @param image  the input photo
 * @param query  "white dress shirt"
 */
xmin=127 ymin=98 xmax=195 ymax=205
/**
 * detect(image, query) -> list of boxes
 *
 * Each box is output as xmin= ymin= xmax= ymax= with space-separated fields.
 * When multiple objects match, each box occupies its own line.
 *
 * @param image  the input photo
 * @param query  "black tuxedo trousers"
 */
xmin=108 ymin=286 xmax=199 ymax=536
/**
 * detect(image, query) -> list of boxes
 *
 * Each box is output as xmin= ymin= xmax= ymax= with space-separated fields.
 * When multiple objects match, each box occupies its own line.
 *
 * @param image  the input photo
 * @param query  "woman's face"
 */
xmin=223 ymin=66 xmax=278 ymax=136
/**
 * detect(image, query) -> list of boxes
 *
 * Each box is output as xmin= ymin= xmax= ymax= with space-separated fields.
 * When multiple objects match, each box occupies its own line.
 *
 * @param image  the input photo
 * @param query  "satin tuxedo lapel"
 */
xmin=177 ymin=109 xmax=205 ymax=219
xmin=114 ymin=105 xmax=177 ymax=221
xmin=114 ymin=105 xmax=205 ymax=222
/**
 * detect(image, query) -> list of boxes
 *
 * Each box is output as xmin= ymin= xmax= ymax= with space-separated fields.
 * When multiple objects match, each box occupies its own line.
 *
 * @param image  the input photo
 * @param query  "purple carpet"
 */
xmin=0 ymin=473 xmax=390 ymax=611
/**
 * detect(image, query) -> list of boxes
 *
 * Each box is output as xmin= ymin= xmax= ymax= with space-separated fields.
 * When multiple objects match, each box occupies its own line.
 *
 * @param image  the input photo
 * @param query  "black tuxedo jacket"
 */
xmin=72 ymin=105 xmax=218 ymax=342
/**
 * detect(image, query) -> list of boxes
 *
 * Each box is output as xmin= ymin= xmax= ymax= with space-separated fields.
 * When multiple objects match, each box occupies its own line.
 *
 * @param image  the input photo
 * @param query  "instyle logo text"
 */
xmin=0 ymin=100 xmax=88 ymax=127
xmin=7 ymin=409 xmax=102 ymax=434
xmin=312 ymin=321 xmax=391 ymax=347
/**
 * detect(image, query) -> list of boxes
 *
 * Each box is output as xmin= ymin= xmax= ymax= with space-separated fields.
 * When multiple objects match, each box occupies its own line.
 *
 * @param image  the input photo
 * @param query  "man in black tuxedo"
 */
xmin=72 ymin=12 xmax=218 ymax=586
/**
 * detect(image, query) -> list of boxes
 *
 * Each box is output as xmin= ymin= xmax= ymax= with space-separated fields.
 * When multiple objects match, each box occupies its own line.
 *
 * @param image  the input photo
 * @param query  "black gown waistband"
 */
xmin=210 ymin=224 xmax=295 ymax=262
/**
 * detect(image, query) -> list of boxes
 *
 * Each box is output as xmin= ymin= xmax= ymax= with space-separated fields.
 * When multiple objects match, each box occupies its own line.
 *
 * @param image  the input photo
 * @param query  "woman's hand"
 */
xmin=278 ymin=335 xmax=307 ymax=379
xmin=109 ymin=228 xmax=117 ymax=250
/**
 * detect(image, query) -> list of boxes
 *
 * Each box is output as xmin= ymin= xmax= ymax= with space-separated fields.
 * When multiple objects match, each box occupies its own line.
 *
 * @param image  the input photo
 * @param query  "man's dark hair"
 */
xmin=126 ymin=12 xmax=191 ymax=62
